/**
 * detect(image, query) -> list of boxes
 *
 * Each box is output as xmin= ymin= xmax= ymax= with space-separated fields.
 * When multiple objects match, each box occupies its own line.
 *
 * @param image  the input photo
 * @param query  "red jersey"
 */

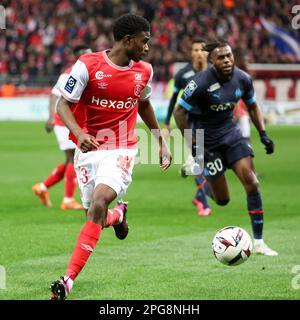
xmin=51 ymin=67 xmax=72 ymax=126
xmin=60 ymin=50 xmax=153 ymax=149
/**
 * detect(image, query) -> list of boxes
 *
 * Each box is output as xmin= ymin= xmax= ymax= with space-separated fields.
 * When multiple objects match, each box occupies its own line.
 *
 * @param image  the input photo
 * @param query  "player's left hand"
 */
xmin=260 ymin=131 xmax=274 ymax=154
xmin=159 ymin=144 xmax=172 ymax=170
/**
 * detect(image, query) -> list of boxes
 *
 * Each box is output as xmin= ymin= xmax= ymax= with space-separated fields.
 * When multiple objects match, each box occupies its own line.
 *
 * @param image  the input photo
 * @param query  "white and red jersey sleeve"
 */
xmin=59 ymin=60 xmax=89 ymax=103
xmin=59 ymin=51 xmax=153 ymax=149
xmin=52 ymin=67 xmax=72 ymax=126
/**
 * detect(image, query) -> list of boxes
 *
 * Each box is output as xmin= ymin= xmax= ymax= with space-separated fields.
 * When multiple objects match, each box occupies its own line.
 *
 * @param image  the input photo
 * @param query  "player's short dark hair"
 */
xmin=192 ymin=37 xmax=206 ymax=45
xmin=113 ymin=13 xmax=150 ymax=41
xmin=205 ymin=40 xmax=230 ymax=62
xmin=73 ymin=44 xmax=91 ymax=55
xmin=204 ymin=41 xmax=229 ymax=53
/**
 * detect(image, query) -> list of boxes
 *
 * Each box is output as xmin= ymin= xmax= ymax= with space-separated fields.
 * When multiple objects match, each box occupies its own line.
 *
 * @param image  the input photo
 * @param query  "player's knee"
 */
xmin=245 ymin=178 xmax=260 ymax=193
xmin=216 ymin=199 xmax=230 ymax=206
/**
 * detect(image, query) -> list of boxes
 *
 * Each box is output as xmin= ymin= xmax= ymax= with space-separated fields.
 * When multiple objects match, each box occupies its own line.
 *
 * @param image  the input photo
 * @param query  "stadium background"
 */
xmin=0 ymin=0 xmax=300 ymax=300
xmin=1 ymin=0 xmax=300 ymax=123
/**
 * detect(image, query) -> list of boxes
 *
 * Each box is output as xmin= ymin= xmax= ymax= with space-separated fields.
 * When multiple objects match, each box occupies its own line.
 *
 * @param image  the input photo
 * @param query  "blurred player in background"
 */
xmin=174 ymin=41 xmax=278 ymax=256
xmin=32 ymin=45 xmax=91 ymax=210
xmin=164 ymin=38 xmax=211 ymax=216
xmin=50 ymin=14 xmax=172 ymax=299
xmin=233 ymin=48 xmax=251 ymax=143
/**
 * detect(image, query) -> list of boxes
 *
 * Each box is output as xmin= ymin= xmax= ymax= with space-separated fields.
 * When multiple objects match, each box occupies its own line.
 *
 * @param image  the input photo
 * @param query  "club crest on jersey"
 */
xmin=64 ymin=76 xmax=77 ymax=94
xmin=95 ymin=71 xmax=112 ymax=80
xmin=235 ymin=88 xmax=242 ymax=99
xmin=183 ymin=80 xmax=197 ymax=98
xmin=134 ymin=84 xmax=142 ymax=97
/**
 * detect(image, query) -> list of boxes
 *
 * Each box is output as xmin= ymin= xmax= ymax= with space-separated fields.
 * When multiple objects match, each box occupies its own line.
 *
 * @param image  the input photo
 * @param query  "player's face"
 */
xmin=191 ymin=42 xmax=207 ymax=65
xmin=126 ymin=31 xmax=151 ymax=62
xmin=212 ymin=45 xmax=234 ymax=76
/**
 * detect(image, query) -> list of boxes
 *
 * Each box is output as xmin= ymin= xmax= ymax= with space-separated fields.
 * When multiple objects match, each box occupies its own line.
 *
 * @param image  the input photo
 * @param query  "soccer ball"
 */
xmin=212 ymin=226 xmax=253 ymax=266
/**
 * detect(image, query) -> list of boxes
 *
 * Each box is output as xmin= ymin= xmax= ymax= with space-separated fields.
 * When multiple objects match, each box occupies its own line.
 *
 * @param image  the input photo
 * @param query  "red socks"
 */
xmin=43 ymin=163 xmax=77 ymax=198
xmin=44 ymin=164 xmax=65 ymax=188
xmin=66 ymin=221 xmax=102 ymax=281
xmin=64 ymin=163 xmax=77 ymax=198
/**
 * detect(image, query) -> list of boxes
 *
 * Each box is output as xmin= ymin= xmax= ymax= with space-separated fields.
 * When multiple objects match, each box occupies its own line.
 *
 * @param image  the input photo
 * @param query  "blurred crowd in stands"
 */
xmin=0 ymin=0 xmax=298 ymax=87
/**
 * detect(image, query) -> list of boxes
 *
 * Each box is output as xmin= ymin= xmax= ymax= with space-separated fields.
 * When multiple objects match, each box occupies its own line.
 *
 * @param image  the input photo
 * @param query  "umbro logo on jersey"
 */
xmin=98 ymin=82 xmax=108 ymax=89
xmin=95 ymin=71 xmax=112 ymax=80
xmin=64 ymin=76 xmax=77 ymax=94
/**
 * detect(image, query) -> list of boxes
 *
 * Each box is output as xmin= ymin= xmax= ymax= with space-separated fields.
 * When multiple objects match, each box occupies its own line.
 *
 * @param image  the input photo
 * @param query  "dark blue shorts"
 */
xmin=203 ymin=137 xmax=254 ymax=181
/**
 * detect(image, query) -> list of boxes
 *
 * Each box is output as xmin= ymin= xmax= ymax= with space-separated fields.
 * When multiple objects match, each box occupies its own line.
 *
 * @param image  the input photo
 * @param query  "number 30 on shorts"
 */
xmin=206 ymin=158 xmax=223 ymax=176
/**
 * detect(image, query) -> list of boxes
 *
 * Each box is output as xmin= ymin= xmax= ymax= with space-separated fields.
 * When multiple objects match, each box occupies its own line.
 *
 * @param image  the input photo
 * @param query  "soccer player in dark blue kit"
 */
xmin=174 ymin=41 xmax=277 ymax=256
xmin=164 ymin=38 xmax=211 ymax=216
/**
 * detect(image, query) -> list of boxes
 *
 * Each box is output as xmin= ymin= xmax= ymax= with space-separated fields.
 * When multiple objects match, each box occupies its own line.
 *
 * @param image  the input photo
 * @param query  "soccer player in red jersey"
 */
xmin=50 ymin=14 xmax=172 ymax=299
xmin=32 ymin=45 xmax=92 ymax=210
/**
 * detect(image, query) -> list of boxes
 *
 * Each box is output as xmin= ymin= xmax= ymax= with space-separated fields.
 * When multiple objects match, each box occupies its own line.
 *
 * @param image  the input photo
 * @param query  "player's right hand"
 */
xmin=260 ymin=131 xmax=274 ymax=154
xmin=45 ymin=119 xmax=55 ymax=133
xmin=77 ymin=133 xmax=100 ymax=153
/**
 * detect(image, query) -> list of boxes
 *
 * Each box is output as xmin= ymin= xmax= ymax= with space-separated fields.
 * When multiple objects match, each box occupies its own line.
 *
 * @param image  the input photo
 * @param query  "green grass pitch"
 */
xmin=0 ymin=122 xmax=299 ymax=300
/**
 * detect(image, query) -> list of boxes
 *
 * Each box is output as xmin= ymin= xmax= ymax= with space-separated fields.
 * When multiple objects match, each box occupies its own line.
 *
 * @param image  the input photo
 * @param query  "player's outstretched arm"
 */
xmin=57 ymin=96 xmax=99 ymax=153
xmin=247 ymin=102 xmax=274 ymax=154
xmin=138 ymin=100 xmax=172 ymax=170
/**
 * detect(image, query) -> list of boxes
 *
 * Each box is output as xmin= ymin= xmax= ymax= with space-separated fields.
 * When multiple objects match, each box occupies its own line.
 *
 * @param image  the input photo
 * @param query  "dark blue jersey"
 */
xmin=165 ymin=63 xmax=197 ymax=124
xmin=178 ymin=65 xmax=256 ymax=147
xmin=173 ymin=63 xmax=197 ymax=94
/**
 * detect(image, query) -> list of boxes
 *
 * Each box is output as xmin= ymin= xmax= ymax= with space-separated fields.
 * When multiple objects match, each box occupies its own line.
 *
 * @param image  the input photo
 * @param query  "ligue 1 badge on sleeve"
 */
xmin=64 ymin=76 xmax=77 ymax=94
xmin=183 ymin=80 xmax=198 ymax=98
